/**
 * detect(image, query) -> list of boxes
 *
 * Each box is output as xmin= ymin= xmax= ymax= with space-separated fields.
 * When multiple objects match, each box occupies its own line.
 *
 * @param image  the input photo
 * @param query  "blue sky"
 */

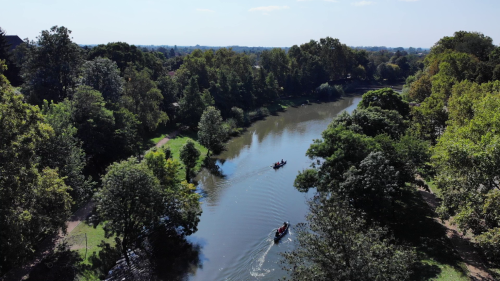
xmin=1 ymin=0 xmax=499 ymax=48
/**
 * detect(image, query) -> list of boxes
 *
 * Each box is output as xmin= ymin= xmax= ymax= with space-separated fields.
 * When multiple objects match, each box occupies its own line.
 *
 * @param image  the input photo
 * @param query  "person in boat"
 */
xmin=278 ymin=222 xmax=287 ymax=233
xmin=281 ymin=159 xmax=284 ymax=164
xmin=275 ymin=230 xmax=280 ymax=237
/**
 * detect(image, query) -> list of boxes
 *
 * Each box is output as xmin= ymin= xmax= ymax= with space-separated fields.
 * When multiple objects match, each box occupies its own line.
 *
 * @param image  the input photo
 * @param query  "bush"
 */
xmin=316 ymin=83 xmax=343 ymax=100
xmin=231 ymin=107 xmax=245 ymax=126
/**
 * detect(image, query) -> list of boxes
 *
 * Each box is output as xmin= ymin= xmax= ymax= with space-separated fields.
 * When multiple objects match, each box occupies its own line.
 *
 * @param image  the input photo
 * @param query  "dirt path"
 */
xmin=155 ymin=130 xmax=179 ymax=148
xmin=3 ymin=132 xmax=179 ymax=281
xmin=418 ymin=188 xmax=495 ymax=281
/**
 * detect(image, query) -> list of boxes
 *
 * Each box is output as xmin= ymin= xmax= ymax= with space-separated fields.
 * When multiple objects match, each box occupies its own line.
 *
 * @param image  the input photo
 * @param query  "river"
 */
xmin=188 ymin=96 xmax=362 ymax=281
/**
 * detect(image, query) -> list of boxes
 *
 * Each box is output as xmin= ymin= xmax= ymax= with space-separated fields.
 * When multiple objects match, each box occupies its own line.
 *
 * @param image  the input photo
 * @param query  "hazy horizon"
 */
xmin=2 ymin=0 xmax=499 ymax=48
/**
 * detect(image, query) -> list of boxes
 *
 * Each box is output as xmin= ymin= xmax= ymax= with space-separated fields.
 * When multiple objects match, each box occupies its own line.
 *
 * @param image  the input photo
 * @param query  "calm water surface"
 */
xmin=188 ymin=96 xmax=362 ymax=281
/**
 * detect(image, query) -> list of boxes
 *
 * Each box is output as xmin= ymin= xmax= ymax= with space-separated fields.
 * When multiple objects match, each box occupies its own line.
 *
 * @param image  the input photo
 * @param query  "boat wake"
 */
xmin=250 ymin=240 xmax=273 ymax=278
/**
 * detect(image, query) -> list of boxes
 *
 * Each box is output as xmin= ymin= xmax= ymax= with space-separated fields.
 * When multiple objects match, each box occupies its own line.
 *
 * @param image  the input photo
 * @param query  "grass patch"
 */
xmin=65 ymin=222 xmax=116 ymax=265
xmin=418 ymin=258 xmax=469 ymax=281
xmin=160 ymin=132 xmax=208 ymax=180
xmin=426 ymin=179 xmax=442 ymax=198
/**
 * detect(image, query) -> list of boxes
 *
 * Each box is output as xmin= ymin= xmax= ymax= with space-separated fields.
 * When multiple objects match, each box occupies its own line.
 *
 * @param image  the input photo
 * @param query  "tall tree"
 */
xmin=122 ymin=66 xmax=168 ymax=132
xmin=40 ymin=100 xmax=94 ymax=203
xmin=0 ymin=65 xmax=72 ymax=272
xmin=22 ymin=26 xmax=83 ymax=104
xmin=80 ymin=57 xmax=124 ymax=103
xmin=198 ymin=106 xmax=226 ymax=155
xmin=97 ymin=158 xmax=164 ymax=267
xmin=180 ymin=140 xmax=200 ymax=181
xmin=179 ymin=77 xmax=205 ymax=129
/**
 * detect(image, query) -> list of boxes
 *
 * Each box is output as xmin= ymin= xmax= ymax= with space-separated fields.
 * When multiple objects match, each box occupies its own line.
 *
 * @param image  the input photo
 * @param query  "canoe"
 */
xmin=274 ymin=222 xmax=289 ymax=242
xmin=272 ymin=161 xmax=287 ymax=169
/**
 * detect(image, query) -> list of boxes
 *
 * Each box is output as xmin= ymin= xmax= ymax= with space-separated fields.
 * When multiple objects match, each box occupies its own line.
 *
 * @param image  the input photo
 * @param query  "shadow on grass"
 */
xmin=386 ymin=188 xmax=468 ymax=280
xmin=26 ymin=243 xmax=82 ymax=281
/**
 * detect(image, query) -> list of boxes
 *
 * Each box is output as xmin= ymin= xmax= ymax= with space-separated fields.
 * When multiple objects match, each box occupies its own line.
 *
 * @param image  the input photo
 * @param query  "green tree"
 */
xmin=81 ymin=57 xmax=124 ymax=103
xmin=122 ymin=66 xmax=168 ymax=132
xmin=156 ymin=75 xmax=180 ymax=112
xmin=180 ymin=140 xmax=200 ymax=181
xmin=40 ymin=100 xmax=94 ymax=203
xmin=97 ymin=158 xmax=164 ymax=267
xmin=22 ymin=26 xmax=83 ymax=104
xmin=143 ymin=148 xmax=202 ymax=235
xmin=281 ymin=195 xmax=416 ymax=281
xmin=179 ymin=77 xmax=205 ymax=129
xmin=0 ymin=66 xmax=72 ymax=272
xmin=433 ymin=94 xmax=500 ymax=250
xmin=431 ymin=31 xmax=494 ymax=61
xmin=294 ymin=124 xmax=378 ymax=193
xmin=334 ymin=107 xmax=407 ymax=139
xmin=408 ymin=73 xmax=432 ymax=103
xmin=70 ymin=86 xmax=116 ymax=175
xmin=358 ymin=88 xmax=409 ymax=117
xmin=198 ymin=106 xmax=226 ymax=156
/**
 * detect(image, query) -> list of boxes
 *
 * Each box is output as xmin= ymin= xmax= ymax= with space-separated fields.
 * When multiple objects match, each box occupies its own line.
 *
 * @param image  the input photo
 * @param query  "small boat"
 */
xmin=274 ymin=222 xmax=289 ymax=242
xmin=272 ymin=161 xmax=287 ymax=169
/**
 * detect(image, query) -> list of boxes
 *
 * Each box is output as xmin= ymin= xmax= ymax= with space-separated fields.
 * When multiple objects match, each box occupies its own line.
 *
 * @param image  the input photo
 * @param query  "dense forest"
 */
xmin=1 ymin=25 xmax=499 ymax=280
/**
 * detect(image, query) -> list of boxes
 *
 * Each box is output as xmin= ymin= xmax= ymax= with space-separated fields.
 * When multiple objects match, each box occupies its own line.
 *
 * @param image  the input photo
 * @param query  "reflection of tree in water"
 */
xmin=148 ymin=227 xmax=202 ymax=281
xmin=251 ymin=99 xmax=353 ymax=146
xmin=217 ymin=98 xmax=356 ymax=161
xmin=196 ymin=157 xmax=228 ymax=206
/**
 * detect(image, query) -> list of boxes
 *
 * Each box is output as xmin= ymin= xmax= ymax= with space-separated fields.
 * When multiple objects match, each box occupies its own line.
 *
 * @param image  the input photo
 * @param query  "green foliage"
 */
xmin=0 ymin=76 xmax=72 ymax=272
xmin=97 ymin=157 xmax=164 ymax=265
xmin=410 ymin=91 xmax=448 ymax=144
xmin=433 ymin=93 xmax=500 ymax=261
xmin=198 ymin=106 xmax=226 ymax=155
xmin=179 ymin=77 xmax=205 ymax=129
xmin=430 ymin=31 xmax=494 ymax=61
xmin=22 ymin=26 xmax=83 ymax=104
xmin=180 ymin=140 xmax=200 ymax=181
xmin=316 ymin=82 xmax=342 ymax=100
xmin=80 ymin=57 xmax=124 ymax=103
xmin=230 ymin=106 xmax=245 ymax=126
xmin=333 ymin=107 xmax=407 ymax=139
xmin=40 ymin=100 xmax=94 ymax=203
xmin=408 ymin=73 xmax=432 ymax=103
xmin=70 ymin=86 xmax=116 ymax=174
xmin=297 ymin=124 xmax=378 ymax=193
xmin=87 ymin=42 xmax=165 ymax=80
xmin=341 ymin=152 xmax=402 ymax=218
xmin=122 ymin=66 xmax=168 ymax=132
xmin=358 ymin=88 xmax=409 ymax=117
xmin=281 ymin=195 xmax=416 ymax=281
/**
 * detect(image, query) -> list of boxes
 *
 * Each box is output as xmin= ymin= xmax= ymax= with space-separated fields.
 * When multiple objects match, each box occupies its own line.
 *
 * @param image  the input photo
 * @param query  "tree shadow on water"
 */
xmin=202 ymin=157 xmax=225 ymax=178
xmin=148 ymin=228 xmax=203 ymax=281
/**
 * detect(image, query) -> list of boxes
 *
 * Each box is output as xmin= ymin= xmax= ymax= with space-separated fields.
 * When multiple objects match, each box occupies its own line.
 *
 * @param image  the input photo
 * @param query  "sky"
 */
xmin=1 ymin=0 xmax=499 ymax=48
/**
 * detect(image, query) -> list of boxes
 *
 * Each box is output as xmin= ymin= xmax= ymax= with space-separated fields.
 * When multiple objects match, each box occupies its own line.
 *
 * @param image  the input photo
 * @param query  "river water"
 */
xmin=188 ymin=96 xmax=362 ymax=281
